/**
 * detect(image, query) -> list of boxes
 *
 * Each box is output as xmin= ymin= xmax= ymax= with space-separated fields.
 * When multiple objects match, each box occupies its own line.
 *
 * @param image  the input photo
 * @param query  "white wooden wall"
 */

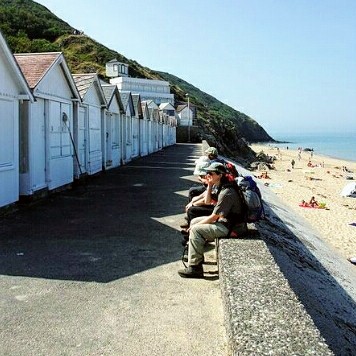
xmin=0 ymin=97 xmax=19 ymax=207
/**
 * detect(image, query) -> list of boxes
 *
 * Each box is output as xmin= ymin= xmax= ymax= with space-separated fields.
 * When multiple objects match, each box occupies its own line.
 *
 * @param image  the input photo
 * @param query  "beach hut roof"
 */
xmin=100 ymin=81 xmax=124 ymax=112
xmin=72 ymin=73 xmax=106 ymax=105
xmin=14 ymin=52 xmax=61 ymax=88
xmin=14 ymin=52 xmax=80 ymax=101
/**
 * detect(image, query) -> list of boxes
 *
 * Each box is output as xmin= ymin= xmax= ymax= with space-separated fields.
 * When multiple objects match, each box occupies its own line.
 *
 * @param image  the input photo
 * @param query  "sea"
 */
xmin=267 ymin=131 xmax=356 ymax=163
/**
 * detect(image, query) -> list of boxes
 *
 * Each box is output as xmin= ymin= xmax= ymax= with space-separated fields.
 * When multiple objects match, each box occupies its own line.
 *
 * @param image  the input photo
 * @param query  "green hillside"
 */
xmin=0 ymin=0 xmax=274 ymax=163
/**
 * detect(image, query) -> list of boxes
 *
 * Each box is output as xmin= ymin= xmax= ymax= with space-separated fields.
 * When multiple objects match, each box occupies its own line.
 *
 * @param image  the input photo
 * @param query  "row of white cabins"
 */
xmin=0 ymin=32 xmax=193 ymax=210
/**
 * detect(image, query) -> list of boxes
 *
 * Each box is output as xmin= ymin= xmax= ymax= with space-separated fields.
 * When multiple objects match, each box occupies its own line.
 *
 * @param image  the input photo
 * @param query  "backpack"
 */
xmin=225 ymin=162 xmax=239 ymax=178
xmin=242 ymin=189 xmax=263 ymax=222
xmin=236 ymin=176 xmax=264 ymax=222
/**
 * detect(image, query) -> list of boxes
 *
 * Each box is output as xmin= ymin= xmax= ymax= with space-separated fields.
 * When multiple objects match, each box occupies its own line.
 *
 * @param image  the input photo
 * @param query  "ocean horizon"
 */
xmin=266 ymin=131 xmax=356 ymax=163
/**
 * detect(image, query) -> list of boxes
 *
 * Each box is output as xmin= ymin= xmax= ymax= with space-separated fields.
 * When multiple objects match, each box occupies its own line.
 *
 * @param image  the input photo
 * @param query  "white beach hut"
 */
xmin=167 ymin=112 xmax=177 ymax=146
xmin=171 ymin=117 xmax=177 ymax=145
xmin=176 ymin=103 xmax=194 ymax=127
xmin=14 ymin=52 xmax=81 ymax=197
xmin=100 ymin=82 xmax=124 ymax=169
xmin=142 ymin=100 xmax=153 ymax=154
xmin=131 ymin=94 xmax=142 ymax=158
xmin=0 ymin=32 xmax=34 ymax=208
xmin=158 ymin=112 xmax=164 ymax=150
xmin=72 ymin=74 xmax=107 ymax=176
xmin=119 ymin=91 xmax=135 ymax=164
xmin=146 ymin=100 xmax=160 ymax=153
xmin=140 ymin=101 xmax=149 ymax=157
xmin=159 ymin=102 xmax=176 ymax=147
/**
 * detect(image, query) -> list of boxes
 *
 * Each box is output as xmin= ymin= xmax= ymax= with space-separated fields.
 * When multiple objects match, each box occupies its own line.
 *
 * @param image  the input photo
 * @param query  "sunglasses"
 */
xmin=207 ymin=171 xmax=219 ymax=176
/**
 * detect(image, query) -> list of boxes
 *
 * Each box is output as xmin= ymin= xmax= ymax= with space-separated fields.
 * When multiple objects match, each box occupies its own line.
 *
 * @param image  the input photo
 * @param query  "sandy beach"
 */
xmin=250 ymin=144 xmax=356 ymax=261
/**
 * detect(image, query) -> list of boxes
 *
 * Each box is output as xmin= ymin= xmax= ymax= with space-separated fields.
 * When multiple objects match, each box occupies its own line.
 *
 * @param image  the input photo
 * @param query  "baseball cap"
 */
xmin=205 ymin=147 xmax=218 ymax=156
xmin=204 ymin=162 xmax=226 ymax=174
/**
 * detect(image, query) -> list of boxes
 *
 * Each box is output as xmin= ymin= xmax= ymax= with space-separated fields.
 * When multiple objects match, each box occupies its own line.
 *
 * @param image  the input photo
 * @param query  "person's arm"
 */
xmin=189 ymin=186 xmax=230 ymax=227
xmin=191 ymin=191 xmax=206 ymax=203
xmin=189 ymin=212 xmax=220 ymax=226
xmin=187 ymin=195 xmax=206 ymax=209
xmin=185 ymin=191 xmax=207 ymax=211
xmin=203 ymin=175 xmax=215 ymax=205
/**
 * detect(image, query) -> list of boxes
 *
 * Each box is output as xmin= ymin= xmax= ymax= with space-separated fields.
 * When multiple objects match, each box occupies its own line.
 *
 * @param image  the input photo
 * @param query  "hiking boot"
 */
xmin=178 ymin=265 xmax=204 ymax=278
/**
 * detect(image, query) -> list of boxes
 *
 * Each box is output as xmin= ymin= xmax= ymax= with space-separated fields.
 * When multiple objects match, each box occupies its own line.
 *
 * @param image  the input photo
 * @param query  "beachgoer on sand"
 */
xmin=299 ymin=197 xmax=327 ymax=209
xmin=309 ymin=196 xmax=319 ymax=208
xmin=300 ymin=200 xmax=308 ymax=207
xmin=258 ymin=171 xmax=270 ymax=179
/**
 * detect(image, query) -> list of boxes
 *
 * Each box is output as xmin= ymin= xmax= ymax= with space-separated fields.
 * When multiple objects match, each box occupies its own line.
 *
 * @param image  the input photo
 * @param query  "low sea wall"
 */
xmin=218 ymin=158 xmax=356 ymax=355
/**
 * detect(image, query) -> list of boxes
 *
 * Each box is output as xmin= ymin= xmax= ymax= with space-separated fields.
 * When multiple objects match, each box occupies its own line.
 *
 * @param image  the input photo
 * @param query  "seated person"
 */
xmin=178 ymin=162 xmax=246 ymax=278
xmin=258 ymin=171 xmax=270 ymax=179
xmin=300 ymin=199 xmax=309 ymax=207
xmin=205 ymin=146 xmax=226 ymax=164
xmin=188 ymin=157 xmax=211 ymax=201
xmin=309 ymin=196 xmax=319 ymax=207
xmin=180 ymin=180 xmax=219 ymax=236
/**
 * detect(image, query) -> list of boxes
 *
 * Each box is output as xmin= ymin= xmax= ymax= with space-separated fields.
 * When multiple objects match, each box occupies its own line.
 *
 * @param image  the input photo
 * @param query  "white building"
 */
xmin=0 ymin=32 xmax=33 ymax=208
xmin=100 ymin=82 xmax=124 ymax=170
xmin=145 ymin=100 xmax=160 ymax=153
xmin=72 ymin=73 xmax=107 ymax=176
xmin=119 ymin=91 xmax=135 ymax=164
xmin=176 ymin=104 xmax=195 ymax=127
xmin=106 ymin=59 xmax=129 ymax=78
xmin=140 ymin=101 xmax=150 ymax=157
xmin=110 ymin=76 xmax=174 ymax=105
xmin=15 ymin=52 xmax=81 ymax=196
xmin=131 ymin=93 xmax=142 ymax=158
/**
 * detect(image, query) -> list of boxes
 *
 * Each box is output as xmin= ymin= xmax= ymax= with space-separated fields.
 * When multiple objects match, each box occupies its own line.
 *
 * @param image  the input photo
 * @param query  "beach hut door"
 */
xmin=78 ymin=106 xmax=88 ymax=174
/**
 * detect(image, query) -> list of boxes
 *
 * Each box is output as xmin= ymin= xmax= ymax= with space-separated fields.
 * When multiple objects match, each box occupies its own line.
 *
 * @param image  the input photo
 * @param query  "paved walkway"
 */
xmin=2 ymin=143 xmax=355 ymax=355
xmin=0 ymin=144 xmax=227 ymax=356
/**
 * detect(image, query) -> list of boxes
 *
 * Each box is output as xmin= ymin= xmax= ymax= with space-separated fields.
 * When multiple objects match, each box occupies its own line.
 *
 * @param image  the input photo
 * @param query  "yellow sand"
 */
xmin=250 ymin=144 xmax=356 ymax=259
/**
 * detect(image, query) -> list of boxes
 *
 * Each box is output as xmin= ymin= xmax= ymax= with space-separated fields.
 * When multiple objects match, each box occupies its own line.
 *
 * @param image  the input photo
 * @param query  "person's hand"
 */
xmin=185 ymin=202 xmax=193 ymax=211
xmin=206 ymin=174 xmax=214 ymax=186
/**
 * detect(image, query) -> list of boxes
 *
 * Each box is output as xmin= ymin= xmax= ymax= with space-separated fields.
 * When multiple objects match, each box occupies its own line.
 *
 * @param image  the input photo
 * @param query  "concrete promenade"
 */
xmin=0 ymin=144 xmax=226 ymax=356
xmin=1 ymin=143 xmax=355 ymax=355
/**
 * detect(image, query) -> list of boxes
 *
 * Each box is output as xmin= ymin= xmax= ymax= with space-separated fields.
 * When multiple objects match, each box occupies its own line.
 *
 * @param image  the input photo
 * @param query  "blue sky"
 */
xmin=35 ymin=0 xmax=356 ymax=137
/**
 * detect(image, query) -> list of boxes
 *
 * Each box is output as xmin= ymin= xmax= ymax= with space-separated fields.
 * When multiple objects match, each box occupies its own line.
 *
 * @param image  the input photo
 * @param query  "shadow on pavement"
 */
xmin=0 ymin=144 xmax=201 ymax=283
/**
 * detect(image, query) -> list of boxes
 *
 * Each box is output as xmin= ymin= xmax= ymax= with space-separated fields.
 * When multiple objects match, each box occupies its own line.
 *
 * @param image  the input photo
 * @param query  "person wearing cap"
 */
xmin=178 ymin=162 xmax=246 ymax=278
xmin=187 ymin=156 xmax=211 ymax=202
xmin=187 ymin=148 xmax=224 ymax=202
xmin=180 ymin=159 xmax=218 ymax=232
xmin=180 ymin=168 xmax=219 ymax=244
xmin=204 ymin=147 xmax=226 ymax=164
